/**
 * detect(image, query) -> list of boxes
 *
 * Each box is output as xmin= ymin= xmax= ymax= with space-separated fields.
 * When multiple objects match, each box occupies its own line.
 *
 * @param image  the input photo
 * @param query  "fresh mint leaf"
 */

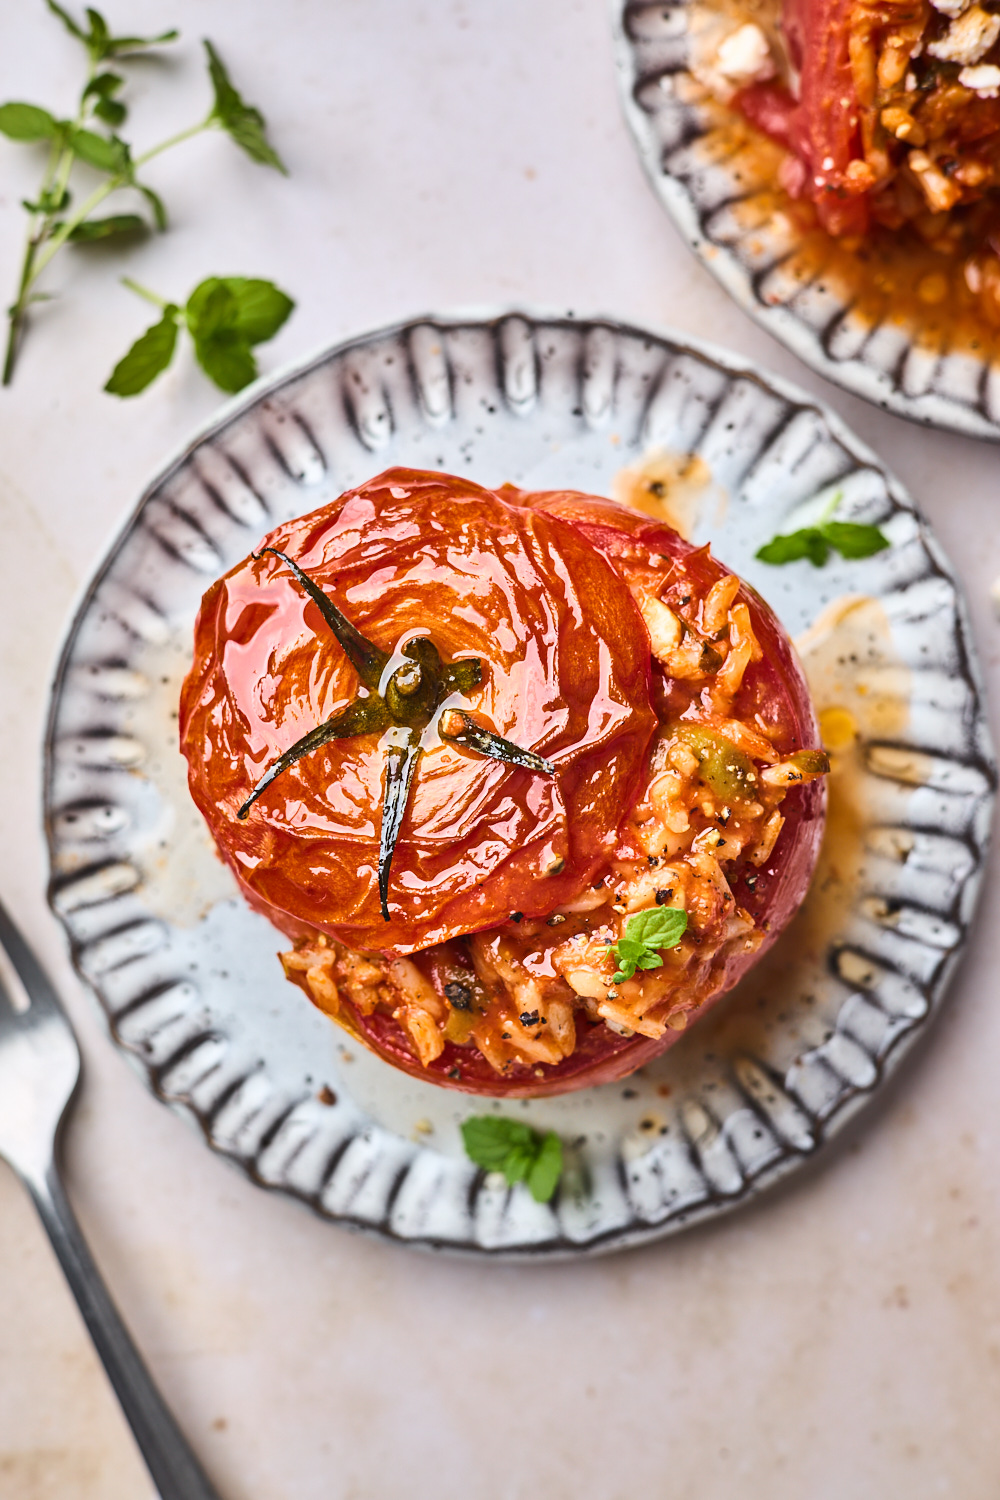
xmin=612 ymin=906 xmax=688 ymax=983
xmin=104 ymin=306 xmax=178 ymax=396
xmin=755 ymin=528 xmax=830 ymax=567
xmin=0 ymin=103 xmax=60 ymax=141
xmin=217 ymin=277 xmax=294 ymax=343
xmin=113 ymin=273 xmax=294 ymax=397
xmin=819 ymin=520 xmax=890 ymax=560
xmin=193 ymin=328 xmax=257 ymax=393
xmin=185 ymin=278 xmax=237 ymax=339
xmin=526 ymin=1130 xmax=564 ymax=1204
xmin=84 ymin=7 xmax=110 ymax=58
xmin=185 ymin=276 xmax=293 ymax=392
xmin=186 ymin=275 xmax=293 ymax=344
xmin=461 ymin=1116 xmax=534 ymax=1173
xmin=461 ymin=1116 xmax=564 ymax=1203
xmin=135 ymin=181 xmax=167 ymax=231
xmin=22 ymin=188 xmax=71 ymax=214
xmin=84 ymin=70 xmax=123 ymax=98
xmin=65 ymin=212 xmax=145 ymax=242
xmin=84 ymin=70 xmax=126 ymax=126
xmin=102 ymin=24 xmax=180 ymax=57
xmin=757 ymin=496 xmax=890 ymax=567
xmin=69 ymin=126 xmax=129 ymax=173
xmin=93 ymin=95 xmax=125 ymax=125
xmin=47 ymin=2 xmax=177 ymax=62
xmin=45 ymin=0 xmax=87 ymax=42
xmin=204 ymin=40 xmax=287 ymax=173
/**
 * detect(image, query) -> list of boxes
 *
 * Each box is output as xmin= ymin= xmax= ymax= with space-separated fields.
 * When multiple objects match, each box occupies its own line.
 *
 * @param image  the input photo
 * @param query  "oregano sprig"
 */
xmin=105 ymin=276 xmax=295 ymax=397
xmin=1 ymin=3 xmax=288 ymax=386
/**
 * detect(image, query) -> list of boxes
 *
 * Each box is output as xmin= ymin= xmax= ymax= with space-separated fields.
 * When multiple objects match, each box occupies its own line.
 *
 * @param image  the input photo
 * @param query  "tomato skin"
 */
xmin=327 ymin=488 xmax=827 ymax=1098
xmin=180 ymin=469 xmax=657 ymax=956
xmin=735 ymin=0 xmax=870 ymax=236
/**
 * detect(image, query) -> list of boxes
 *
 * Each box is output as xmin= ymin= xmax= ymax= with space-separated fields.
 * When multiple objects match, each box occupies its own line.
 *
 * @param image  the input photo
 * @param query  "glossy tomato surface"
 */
xmin=180 ymin=469 xmax=657 ymax=955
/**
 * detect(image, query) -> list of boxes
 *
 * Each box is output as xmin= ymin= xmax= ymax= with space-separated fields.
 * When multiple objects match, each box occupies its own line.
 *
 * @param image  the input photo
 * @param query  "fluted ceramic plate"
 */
xmin=44 ymin=312 xmax=994 ymax=1258
xmin=613 ymin=1 xmax=1000 ymax=440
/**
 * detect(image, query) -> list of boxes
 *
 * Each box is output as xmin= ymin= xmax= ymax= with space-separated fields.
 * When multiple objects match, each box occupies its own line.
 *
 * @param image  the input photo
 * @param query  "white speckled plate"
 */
xmin=612 ymin=1 xmax=1000 ymax=439
xmin=44 ymin=312 xmax=994 ymax=1258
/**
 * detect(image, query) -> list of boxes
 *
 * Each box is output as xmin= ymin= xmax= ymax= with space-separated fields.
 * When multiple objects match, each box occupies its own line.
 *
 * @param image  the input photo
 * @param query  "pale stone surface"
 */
xmin=1 ymin=2 xmax=1000 ymax=1498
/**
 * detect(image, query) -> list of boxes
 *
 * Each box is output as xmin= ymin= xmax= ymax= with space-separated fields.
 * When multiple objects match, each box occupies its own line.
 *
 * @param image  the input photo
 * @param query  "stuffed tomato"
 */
xmin=180 ymin=467 xmax=827 ymax=1097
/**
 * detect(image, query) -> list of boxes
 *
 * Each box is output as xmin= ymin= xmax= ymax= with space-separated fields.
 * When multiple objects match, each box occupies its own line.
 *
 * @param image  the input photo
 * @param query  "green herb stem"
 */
xmin=120 ymin=275 xmax=169 ymax=308
xmin=3 ymin=240 xmax=38 ymax=385
xmin=25 ymin=114 xmax=210 ymax=289
xmin=3 ymin=133 xmax=65 ymax=384
xmin=3 ymin=62 xmax=99 ymax=385
xmin=132 ymin=115 xmax=212 ymax=167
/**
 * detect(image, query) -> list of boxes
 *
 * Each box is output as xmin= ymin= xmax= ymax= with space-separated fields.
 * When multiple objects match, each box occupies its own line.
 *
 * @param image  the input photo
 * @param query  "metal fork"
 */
xmin=0 ymin=897 xmax=223 ymax=1500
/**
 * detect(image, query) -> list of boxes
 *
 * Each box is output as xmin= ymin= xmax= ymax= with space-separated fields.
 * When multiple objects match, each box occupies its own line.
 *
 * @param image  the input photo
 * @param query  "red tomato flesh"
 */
xmin=736 ymin=0 xmax=870 ymax=236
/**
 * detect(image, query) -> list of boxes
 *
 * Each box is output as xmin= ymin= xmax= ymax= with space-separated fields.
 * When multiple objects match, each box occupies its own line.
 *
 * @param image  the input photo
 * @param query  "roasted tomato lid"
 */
xmin=180 ymin=468 xmax=658 ymax=954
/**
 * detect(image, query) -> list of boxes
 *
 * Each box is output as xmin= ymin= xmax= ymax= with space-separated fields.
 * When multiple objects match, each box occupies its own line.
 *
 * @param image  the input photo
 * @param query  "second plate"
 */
xmin=614 ymin=0 xmax=1000 ymax=441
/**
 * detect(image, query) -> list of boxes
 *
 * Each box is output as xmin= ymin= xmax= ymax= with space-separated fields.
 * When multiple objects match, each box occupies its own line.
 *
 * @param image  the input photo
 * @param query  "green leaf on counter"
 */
xmin=68 ymin=126 xmax=129 ymax=173
xmin=104 ymin=305 xmax=178 ymax=396
xmin=184 ymin=276 xmax=294 ymax=393
xmin=135 ymin=181 xmax=168 ymax=231
xmin=65 ymin=212 xmax=146 ymax=242
xmin=187 ymin=275 xmax=294 ymax=344
xmin=0 ymin=103 xmax=60 ymax=141
xmin=193 ymin=328 xmax=257 ymax=393
xmin=46 ymin=3 xmax=178 ymax=62
xmin=204 ymin=40 xmax=287 ymax=172
xmin=84 ymin=71 xmax=126 ymax=126
xmin=45 ymin=1 xmax=87 ymax=42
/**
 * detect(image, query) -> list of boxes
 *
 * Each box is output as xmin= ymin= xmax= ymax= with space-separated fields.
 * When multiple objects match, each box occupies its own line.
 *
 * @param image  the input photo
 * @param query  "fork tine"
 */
xmin=0 ymin=897 xmax=64 ymax=1019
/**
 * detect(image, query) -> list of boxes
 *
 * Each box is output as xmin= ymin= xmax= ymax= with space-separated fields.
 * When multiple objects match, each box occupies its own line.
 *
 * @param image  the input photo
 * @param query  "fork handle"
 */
xmin=26 ymin=1156 xmax=224 ymax=1500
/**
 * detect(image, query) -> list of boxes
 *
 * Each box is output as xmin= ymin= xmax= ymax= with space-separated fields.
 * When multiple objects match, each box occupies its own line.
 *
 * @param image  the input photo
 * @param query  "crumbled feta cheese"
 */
xmin=689 ymin=19 xmax=776 ymax=99
xmin=930 ymin=0 xmax=970 ymax=16
xmin=960 ymin=60 xmax=1000 ymax=92
xmin=714 ymin=24 xmax=776 ymax=83
xmin=928 ymin=5 xmax=1000 ymax=64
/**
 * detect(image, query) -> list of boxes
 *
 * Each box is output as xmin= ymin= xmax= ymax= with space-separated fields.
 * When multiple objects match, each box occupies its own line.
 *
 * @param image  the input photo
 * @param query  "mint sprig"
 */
xmin=204 ymin=40 xmax=287 ymax=173
xmin=612 ymin=906 xmax=688 ymax=983
xmin=461 ymin=1117 xmax=564 ymax=1203
xmin=0 ymin=5 xmax=287 ymax=386
xmin=105 ymin=276 xmax=294 ymax=397
xmin=45 ymin=1 xmax=179 ymax=60
xmin=756 ymin=492 xmax=889 ymax=568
